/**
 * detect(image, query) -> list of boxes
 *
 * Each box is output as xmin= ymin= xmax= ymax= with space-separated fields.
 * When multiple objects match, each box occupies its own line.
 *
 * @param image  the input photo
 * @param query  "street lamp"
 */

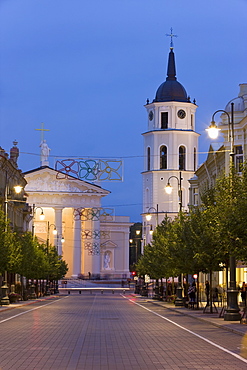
xmin=13 ymin=185 xmax=23 ymax=194
xmin=45 ymin=222 xmax=57 ymax=295
xmin=32 ymin=205 xmax=45 ymax=236
xmin=165 ymin=171 xmax=183 ymax=306
xmin=47 ymin=222 xmax=57 ymax=248
xmin=145 ymin=205 xmax=159 ymax=227
xmin=165 ymin=171 xmax=183 ymax=213
xmin=207 ymin=102 xmax=241 ymax=321
xmin=4 ymin=183 xmax=24 ymax=224
xmin=1 ymin=182 xmax=25 ymax=304
xmin=129 ymin=226 xmax=142 ymax=266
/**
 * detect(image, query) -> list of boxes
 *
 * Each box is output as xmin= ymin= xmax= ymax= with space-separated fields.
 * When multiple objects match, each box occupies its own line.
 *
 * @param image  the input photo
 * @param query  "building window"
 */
xmin=192 ymin=188 xmax=198 ymax=206
xmin=235 ymin=145 xmax=243 ymax=172
xmin=191 ymin=114 xmax=193 ymax=129
xmin=160 ymin=145 xmax=167 ymax=169
xmin=147 ymin=147 xmax=150 ymax=171
xmin=161 ymin=112 xmax=168 ymax=129
xmin=179 ymin=146 xmax=186 ymax=170
xmin=194 ymin=147 xmax=196 ymax=171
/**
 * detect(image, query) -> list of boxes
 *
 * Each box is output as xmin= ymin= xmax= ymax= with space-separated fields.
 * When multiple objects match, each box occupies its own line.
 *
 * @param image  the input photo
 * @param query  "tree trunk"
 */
xmin=210 ymin=270 xmax=213 ymax=313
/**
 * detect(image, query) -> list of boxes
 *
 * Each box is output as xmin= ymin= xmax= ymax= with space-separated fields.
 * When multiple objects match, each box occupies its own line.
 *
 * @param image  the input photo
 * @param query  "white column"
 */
xmin=72 ymin=215 xmax=81 ymax=278
xmin=83 ymin=213 xmax=101 ymax=277
xmin=54 ymin=208 xmax=63 ymax=255
xmin=92 ymin=219 xmax=101 ymax=274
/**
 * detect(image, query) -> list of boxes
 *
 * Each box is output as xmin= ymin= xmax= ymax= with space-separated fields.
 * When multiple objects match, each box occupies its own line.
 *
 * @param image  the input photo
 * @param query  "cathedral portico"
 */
xmin=24 ymin=165 xmax=131 ymax=278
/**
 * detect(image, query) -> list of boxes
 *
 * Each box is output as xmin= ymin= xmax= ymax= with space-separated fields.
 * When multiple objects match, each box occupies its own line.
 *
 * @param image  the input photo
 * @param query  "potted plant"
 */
xmin=8 ymin=293 xmax=21 ymax=303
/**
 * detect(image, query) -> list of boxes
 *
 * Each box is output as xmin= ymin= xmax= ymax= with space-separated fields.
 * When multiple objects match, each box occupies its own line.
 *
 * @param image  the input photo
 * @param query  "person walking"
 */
xmin=188 ymin=282 xmax=196 ymax=308
xmin=241 ymin=282 xmax=246 ymax=306
xmin=205 ymin=280 xmax=210 ymax=306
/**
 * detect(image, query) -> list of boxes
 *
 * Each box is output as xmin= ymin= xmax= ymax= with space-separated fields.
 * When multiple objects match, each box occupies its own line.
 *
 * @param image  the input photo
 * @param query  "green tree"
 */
xmin=15 ymin=232 xmax=48 ymax=279
xmin=0 ymin=208 xmax=22 ymax=274
xmin=136 ymin=217 xmax=176 ymax=279
xmin=202 ymin=167 xmax=247 ymax=263
xmin=46 ymin=245 xmax=68 ymax=280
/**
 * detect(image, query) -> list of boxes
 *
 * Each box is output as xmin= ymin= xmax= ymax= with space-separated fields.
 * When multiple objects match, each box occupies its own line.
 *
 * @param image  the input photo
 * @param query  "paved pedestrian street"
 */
xmin=1 ymin=293 xmax=247 ymax=369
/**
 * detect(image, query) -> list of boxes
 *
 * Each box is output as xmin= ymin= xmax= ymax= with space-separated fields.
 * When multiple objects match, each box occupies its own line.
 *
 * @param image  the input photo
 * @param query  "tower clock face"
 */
xmin=177 ymin=109 xmax=186 ymax=119
xmin=149 ymin=111 xmax=154 ymax=121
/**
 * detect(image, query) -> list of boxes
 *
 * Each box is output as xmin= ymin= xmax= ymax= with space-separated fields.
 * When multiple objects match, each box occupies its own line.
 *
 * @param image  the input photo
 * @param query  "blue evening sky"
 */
xmin=0 ymin=0 xmax=246 ymax=222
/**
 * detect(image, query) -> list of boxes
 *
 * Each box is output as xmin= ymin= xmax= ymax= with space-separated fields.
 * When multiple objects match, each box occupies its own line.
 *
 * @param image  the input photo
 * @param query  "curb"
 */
xmin=131 ymin=294 xmax=247 ymax=337
xmin=0 ymin=295 xmax=59 ymax=313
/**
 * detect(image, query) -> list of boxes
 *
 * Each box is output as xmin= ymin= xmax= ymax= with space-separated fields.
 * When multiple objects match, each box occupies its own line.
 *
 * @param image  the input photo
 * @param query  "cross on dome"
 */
xmin=166 ymin=27 xmax=178 ymax=49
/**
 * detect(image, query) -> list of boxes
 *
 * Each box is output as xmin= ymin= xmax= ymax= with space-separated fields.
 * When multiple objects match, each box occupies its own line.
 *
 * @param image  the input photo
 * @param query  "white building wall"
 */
xmin=142 ymin=100 xmax=199 ymax=243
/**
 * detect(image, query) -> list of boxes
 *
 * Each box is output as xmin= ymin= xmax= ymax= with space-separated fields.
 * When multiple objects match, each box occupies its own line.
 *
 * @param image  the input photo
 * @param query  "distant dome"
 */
xmin=225 ymin=96 xmax=245 ymax=112
xmin=225 ymin=84 xmax=247 ymax=112
xmin=153 ymin=48 xmax=188 ymax=103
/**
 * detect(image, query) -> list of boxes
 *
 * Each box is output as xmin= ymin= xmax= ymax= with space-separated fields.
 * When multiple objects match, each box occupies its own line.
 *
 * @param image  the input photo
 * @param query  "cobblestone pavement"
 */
xmin=0 ymin=293 xmax=247 ymax=369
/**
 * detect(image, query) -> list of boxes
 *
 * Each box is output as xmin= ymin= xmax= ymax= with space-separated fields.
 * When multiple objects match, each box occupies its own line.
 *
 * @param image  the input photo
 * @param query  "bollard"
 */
xmin=68 ymin=290 xmax=70 ymax=294
xmin=101 ymin=290 xmax=103 ymax=294
xmin=30 ymin=284 xmax=36 ymax=299
xmin=79 ymin=290 xmax=81 ymax=294
xmin=112 ymin=290 xmax=114 ymax=294
xmin=1 ymin=281 xmax=10 ymax=306
xmin=123 ymin=290 xmax=125 ymax=294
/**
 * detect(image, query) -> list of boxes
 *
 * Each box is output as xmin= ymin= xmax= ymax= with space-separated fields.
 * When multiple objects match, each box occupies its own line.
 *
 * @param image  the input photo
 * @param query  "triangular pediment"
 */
xmin=24 ymin=166 xmax=109 ymax=195
xmin=101 ymin=240 xmax=117 ymax=249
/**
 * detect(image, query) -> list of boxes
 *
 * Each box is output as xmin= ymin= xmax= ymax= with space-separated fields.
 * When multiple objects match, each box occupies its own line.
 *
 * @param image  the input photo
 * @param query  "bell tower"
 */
xmin=142 ymin=33 xmax=199 ymax=244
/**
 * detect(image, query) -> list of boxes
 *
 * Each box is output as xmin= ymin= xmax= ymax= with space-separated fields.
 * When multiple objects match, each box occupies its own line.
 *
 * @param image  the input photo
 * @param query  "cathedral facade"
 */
xmin=24 ymin=163 xmax=131 ymax=279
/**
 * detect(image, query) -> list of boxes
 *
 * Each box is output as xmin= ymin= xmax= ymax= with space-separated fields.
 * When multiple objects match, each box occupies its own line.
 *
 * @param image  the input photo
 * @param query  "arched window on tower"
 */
xmin=194 ymin=147 xmax=196 ymax=171
xmin=160 ymin=145 xmax=167 ymax=169
xmin=147 ymin=147 xmax=151 ymax=171
xmin=179 ymin=146 xmax=186 ymax=170
xmin=145 ymin=188 xmax=150 ymax=209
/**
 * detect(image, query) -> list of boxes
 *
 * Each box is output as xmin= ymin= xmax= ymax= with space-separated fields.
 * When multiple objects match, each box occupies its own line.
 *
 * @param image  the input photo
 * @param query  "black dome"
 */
xmin=155 ymin=80 xmax=187 ymax=102
xmin=154 ymin=49 xmax=188 ymax=103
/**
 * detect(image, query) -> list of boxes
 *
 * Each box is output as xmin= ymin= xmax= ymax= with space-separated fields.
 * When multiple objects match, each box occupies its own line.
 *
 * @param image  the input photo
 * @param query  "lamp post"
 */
xmin=145 ymin=205 xmax=159 ymax=244
xmin=4 ymin=183 xmax=23 ymax=225
xmin=32 ymin=205 xmax=45 ymax=236
xmin=207 ymin=102 xmax=241 ymax=321
xmin=45 ymin=222 xmax=57 ymax=295
xmin=165 ymin=171 xmax=183 ymax=306
xmin=47 ymin=222 xmax=58 ymax=248
xmin=1 ymin=182 xmax=24 ymax=305
xmin=165 ymin=171 xmax=183 ymax=213
xmin=145 ymin=205 xmax=159 ymax=227
xmin=129 ymin=229 xmax=142 ymax=265
xmin=54 ymin=234 xmax=64 ymax=293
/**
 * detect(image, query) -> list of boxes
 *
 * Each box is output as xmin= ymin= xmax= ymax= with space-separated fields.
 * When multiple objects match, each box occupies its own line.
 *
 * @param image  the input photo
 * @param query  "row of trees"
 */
xmin=0 ymin=208 xmax=68 ymax=283
xmin=137 ymin=165 xmax=247 ymax=286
